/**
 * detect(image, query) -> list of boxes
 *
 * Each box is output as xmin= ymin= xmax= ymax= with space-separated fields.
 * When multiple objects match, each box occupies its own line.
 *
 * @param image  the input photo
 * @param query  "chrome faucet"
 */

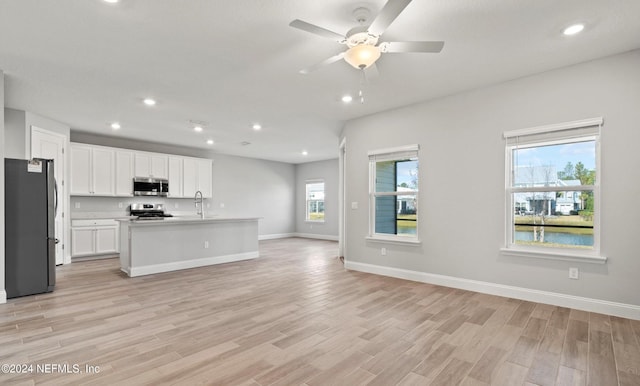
xmin=194 ymin=190 xmax=204 ymax=219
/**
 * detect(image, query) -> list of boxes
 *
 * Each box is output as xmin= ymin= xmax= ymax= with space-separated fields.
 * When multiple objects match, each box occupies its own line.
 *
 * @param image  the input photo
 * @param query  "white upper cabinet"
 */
xmin=168 ymin=156 xmax=183 ymax=198
xmin=70 ymin=145 xmax=91 ymax=195
xmin=70 ymin=142 xmax=211 ymax=198
xmin=182 ymin=157 xmax=197 ymax=197
xmin=92 ymin=147 xmax=115 ymax=195
xmin=183 ymin=157 xmax=212 ymax=198
xmin=115 ymin=150 xmax=134 ymax=196
xmin=135 ymin=153 xmax=168 ymax=179
xmin=70 ymin=144 xmax=115 ymax=196
xmin=197 ymin=158 xmax=213 ymax=198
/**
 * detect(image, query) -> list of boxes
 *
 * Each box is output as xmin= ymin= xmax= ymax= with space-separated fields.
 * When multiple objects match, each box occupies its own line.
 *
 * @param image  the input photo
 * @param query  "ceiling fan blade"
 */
xmin=380 ymin=41 xmax=444 ymax=53
xmin=299 ymin=52 xmax=345 ymax=74
xmin=363 ymin=63 xmax=379 ymax=82
xmin=289 ymin=19 xmax=346 ymax=43
xmin=367 ymin=0 xmax=412 ymax=36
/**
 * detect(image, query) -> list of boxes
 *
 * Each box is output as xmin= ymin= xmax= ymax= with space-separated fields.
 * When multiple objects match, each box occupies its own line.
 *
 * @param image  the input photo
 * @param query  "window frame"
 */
xmin=367 ymin=144 xmax=420 ymax=244
xmin=305 ymin=179 xmax=325 ymax=223
xmin=502 ymin=118 xmax=606 ymax=263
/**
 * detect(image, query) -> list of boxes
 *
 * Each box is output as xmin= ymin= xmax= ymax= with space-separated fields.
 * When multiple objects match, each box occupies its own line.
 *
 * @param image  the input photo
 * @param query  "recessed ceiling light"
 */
xmin=143 ymin=98 xmax=156 ymax=106
xmin=563 ymin=24 xmax=584 ymax=36
xmin=302 ymin=150 xmax=308 ymax=156
xmin=103 ymin=0 xmax=119 ymax=3
xmin=342 ymin=95 xmax=353 ymax=103
xmin=110 ymin=122 xmax=121 ymax=130
xmin=194 ymin=126 xmax=203 ymax=132
xmin=206 ymin=139 xmax=214 ymax=145
xmin=252 ymin=123 xmax=262 ymax=130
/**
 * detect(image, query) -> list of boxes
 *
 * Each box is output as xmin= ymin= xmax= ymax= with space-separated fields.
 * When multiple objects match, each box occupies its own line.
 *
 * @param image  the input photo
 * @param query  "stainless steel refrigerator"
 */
xmin=5 ymin=158 xmax=56 ymax=298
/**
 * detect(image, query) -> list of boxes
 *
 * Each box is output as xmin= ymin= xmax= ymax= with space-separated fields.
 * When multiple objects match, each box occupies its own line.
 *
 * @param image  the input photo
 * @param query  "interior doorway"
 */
xmin=31 ymin=126 xmax=67 ymax=265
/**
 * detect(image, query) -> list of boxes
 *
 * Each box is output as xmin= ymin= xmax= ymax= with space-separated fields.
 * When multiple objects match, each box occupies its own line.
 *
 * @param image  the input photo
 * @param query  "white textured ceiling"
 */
xmin=1 ymin=0 xmax=639 ymax=163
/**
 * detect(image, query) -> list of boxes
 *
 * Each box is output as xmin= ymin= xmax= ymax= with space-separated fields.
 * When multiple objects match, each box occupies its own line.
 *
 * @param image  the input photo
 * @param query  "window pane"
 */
xmin=306 ymin=182 xmax=324 ymax=199
xmin=396 ymin=159 xmax=418 ymax=191
xmin=513 ymin=190 xmax=594 ymax=249
xmin=512 ymin=140 xmax=596 ymax=188
xmin=375 ymin=195 xmax=417 ymax=236
xmin=376 ymin=159 xmax=418 ymax=192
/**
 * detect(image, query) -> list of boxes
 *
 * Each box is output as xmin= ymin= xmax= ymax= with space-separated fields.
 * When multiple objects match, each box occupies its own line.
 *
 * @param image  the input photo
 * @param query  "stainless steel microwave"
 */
xmin=133 ymin=177 xmax=169 ymax=196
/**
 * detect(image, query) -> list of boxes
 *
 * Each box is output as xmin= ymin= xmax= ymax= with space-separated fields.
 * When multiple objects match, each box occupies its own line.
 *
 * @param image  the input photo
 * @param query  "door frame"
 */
xmin=338 ymin=137 xmax=347 ymax=260
xmin=31 ymin=126 xmax=70 ymax=264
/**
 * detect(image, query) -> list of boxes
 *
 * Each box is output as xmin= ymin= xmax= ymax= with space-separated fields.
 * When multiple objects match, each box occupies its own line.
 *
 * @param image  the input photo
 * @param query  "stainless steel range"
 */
xmin=129 ymin=203 xmax=173 ymax=220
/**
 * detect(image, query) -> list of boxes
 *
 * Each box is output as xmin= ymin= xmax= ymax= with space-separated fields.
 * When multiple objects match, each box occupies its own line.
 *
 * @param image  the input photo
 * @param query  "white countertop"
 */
xmin=116 ymin=216 xmax=261 ymax=226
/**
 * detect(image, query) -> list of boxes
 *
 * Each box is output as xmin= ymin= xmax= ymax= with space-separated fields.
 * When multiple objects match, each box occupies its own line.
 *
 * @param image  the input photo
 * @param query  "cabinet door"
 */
xmin=134 ymin=153 xmax=151 ymax=177
xmin=70 ymin=145 xmax=92 ymax=195
xmin=92 ymin=147 xmax=115 ymax=196
xmin=71 ymin=228 xmax=95 ymax=257
xmin=95 ymin=227 xmax=118 ymax=254
xmin=182 ymin=157 xmax=197 ymax=197
xmin=168 ymin=157 xmax=183 ymax=197
xmin=150 ymin=154 xmax=168 ymax=179
xmin=115 ymin=151 xmax=134 ymax=196
xmin=197 ymin=159 xmax=213 ymax=198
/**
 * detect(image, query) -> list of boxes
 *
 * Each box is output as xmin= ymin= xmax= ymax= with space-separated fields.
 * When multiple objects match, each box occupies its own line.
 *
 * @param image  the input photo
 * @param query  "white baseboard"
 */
xmin=0 ymin=290 xmax=6 ymax=304
xmin=294 ymin=233 xmax=339 ymax=241
xmin=344 ymin=260 xmax=640 ymax=321
xmin=259 ymin=233 xmax=296 ymax=240
xmin=258 ymin=233 xmax=339 ymax=241
xmin=125 ymin=251 xmax=259 ymax=277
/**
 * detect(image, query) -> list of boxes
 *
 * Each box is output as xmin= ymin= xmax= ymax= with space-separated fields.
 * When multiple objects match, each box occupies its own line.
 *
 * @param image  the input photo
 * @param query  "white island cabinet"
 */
xmin=117 ymin=217 xmax=259 ymax=277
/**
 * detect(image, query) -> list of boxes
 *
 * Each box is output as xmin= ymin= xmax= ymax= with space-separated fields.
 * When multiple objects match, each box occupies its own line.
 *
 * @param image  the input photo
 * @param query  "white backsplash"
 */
xmin=70 ymin=196 xmax=214 ymax=219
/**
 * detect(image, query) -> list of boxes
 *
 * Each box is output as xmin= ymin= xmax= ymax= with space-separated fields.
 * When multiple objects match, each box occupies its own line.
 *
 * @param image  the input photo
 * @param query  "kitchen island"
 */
xmin=117 ymin=216 xmax=259 ymax=277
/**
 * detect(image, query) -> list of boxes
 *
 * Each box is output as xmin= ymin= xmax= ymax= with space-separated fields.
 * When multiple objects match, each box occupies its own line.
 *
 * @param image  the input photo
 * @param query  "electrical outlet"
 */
xmin=351 ymin=202 xmax=358 ymax=209
xmin=204 ymin=241 xmax=209 ymax=249
xmin=74 ymin=202 xmax=80 ymax=209
xmin=381 ymin=247 xmax=387 ymax=256
xmin=569 ymin=267 xmax=579 ymax=280
xmin=118 ymin=202 xmax=123 ymax=209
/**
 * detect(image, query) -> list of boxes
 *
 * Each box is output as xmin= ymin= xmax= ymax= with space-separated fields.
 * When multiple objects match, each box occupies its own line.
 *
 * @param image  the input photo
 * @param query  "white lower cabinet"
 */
xmin=71 ymin=219 xmax=119 ymax=257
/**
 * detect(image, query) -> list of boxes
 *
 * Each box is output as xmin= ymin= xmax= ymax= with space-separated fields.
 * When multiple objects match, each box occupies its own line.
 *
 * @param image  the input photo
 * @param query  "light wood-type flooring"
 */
xmin=1 ymin=238 xmax=639 ymax=385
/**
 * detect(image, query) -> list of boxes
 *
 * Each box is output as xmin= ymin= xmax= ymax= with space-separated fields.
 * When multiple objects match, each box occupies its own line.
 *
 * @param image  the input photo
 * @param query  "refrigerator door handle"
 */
xmin=54 ymin=178 xmax=59 ymax=216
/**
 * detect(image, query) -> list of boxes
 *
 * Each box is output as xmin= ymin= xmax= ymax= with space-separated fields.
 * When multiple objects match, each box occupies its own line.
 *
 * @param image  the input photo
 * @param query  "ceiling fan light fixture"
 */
xmin=344 ymin=44 xmax=381 ymax=69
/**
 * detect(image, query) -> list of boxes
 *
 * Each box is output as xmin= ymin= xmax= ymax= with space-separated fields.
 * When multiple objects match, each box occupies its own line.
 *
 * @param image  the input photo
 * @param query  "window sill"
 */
xmin=366 ymin=235 xmax=421 ymax=246
xmin=500 ymin=247 xmax=607 ymax=264
xmin=305 ymin=220 xmax=325 ymax=224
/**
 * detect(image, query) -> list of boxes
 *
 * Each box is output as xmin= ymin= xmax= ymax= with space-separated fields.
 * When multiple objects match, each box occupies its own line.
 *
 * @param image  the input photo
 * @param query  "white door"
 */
xmin=31 ymin=127 xmax=66 ymax=265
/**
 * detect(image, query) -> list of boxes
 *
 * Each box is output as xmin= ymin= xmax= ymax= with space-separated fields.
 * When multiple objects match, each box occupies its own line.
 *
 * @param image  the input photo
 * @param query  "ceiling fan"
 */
xmin=289 ymin=0 xmax=444 ymax=78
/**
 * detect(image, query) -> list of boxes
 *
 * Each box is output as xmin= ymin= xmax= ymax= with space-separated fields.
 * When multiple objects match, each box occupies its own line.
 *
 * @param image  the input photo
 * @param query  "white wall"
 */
xmin=4 ymin=108 xmax=26 ymax=159
xmin=295 ymin=158 xmax=339 ymax=240
xmin=70 ymin=133 xmax=296 ymax=237
xmin=341 ymin=50 xmax=640 ymax=313
xmin=1 ymin=70 xmax=6 ymax=303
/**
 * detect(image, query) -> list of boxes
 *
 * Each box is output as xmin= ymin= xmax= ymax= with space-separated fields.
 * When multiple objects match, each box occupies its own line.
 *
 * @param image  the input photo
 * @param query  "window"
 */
xmin=504 ymin=118 xmax=604 ymax=261
xmin=305 ymin=180 xmax=325 ymax=222
xmin=368 ymin=145 xmax=419 ymax=243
